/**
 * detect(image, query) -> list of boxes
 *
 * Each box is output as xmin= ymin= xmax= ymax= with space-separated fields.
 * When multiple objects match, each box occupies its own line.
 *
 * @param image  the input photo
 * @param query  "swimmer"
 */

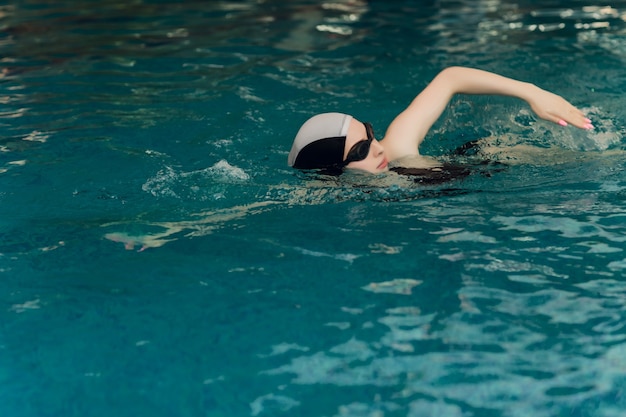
xmin=288 ymin=67 xmax=593 ymax=178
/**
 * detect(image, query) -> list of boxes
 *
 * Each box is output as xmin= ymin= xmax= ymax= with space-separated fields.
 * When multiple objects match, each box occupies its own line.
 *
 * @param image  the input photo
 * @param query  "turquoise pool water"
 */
xmin=2 ymin=1 xmax=626 ymax=416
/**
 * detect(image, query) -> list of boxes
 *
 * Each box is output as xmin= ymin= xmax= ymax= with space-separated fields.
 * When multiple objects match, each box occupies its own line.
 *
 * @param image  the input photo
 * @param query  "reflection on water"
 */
xmin=246 ymin=191 xmax=626 ymax=416
xmin=2 ymin=1 xmax=626 ymax=417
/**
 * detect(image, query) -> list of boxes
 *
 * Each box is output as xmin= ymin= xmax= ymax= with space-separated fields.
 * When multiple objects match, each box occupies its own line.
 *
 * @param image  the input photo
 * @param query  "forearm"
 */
xmin=426 ymin=66 xmax=591 ymax=129
xmin=436 ymin=66 xmax=537 ymax=102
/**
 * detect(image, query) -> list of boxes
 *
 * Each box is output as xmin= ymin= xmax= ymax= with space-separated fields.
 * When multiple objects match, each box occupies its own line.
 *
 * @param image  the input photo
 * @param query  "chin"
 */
xmin=365 ymin=166 xmax=389 ymax=174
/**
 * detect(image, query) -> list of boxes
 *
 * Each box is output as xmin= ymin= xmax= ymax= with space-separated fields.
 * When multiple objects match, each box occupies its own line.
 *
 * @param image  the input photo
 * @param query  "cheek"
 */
xmin=346 ymin=156 xmax=379 ymax=173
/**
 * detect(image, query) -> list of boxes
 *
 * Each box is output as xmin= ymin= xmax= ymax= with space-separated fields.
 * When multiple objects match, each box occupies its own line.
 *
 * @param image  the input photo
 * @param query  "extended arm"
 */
xmin=380 ymin=66 xmax=592 ymax=161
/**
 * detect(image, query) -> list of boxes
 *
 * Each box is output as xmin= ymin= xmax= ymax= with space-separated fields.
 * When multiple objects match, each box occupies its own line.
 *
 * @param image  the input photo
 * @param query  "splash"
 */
xmin=141 ymin=159 xmax=250 ymax=199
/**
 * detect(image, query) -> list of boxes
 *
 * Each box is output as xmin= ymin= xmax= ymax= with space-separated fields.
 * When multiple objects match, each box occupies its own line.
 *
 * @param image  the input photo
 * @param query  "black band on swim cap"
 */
xmin=292 ymin=136 xmax=346 ymax=169
xmin=288 ymin=113 xmax=353 ymax=170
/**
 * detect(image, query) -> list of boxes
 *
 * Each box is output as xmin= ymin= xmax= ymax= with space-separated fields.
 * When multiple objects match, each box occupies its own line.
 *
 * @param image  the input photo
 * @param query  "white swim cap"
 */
xmin=288 ymin=112 xmax=353 ymax=169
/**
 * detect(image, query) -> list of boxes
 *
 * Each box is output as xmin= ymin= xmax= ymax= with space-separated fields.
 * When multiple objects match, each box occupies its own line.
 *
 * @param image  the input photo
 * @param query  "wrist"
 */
xmin=520 ymin=82 xmax=540 ymax=102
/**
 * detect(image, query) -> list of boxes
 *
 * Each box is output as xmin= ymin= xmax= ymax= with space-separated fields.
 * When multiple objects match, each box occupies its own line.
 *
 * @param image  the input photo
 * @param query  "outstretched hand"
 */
xmin=527 ymin=86 xmax=593 ymax=130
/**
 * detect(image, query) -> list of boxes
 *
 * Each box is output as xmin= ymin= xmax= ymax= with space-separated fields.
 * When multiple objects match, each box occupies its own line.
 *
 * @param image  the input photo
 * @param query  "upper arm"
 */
xmin=380 ymin=67 xmax=458 ymax=161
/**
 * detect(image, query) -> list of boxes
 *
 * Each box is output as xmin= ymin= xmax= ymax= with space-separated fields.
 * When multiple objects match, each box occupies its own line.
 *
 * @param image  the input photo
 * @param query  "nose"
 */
xmin=371 ymin=140 xmax=384 ymax=156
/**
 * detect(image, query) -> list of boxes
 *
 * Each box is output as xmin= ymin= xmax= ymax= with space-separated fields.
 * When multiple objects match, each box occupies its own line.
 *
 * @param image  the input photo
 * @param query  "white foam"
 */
xmin=142 ymin=160 xmax=249 ymax=198
xmin=204 ymin=159 xmax=249 ymax=181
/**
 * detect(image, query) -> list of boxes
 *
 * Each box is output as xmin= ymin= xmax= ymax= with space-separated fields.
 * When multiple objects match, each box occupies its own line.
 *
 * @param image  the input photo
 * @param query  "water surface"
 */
xmin=2 ymin=1 xmax=626 ymax=416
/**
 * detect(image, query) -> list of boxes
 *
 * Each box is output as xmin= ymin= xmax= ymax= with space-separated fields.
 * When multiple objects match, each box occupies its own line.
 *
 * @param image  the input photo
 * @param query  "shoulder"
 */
xmin=390 ymin=162 xmax=472 ymax=185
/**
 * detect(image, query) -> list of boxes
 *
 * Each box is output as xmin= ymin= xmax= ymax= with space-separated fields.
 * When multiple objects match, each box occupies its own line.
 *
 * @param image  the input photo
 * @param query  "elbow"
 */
xmin=432 ymin=67 xmax=463 ymax=85
xmin=429 ymin=66 xmax=466 ymax=93
xmin=438 ymin=66 xmax=467 ymax=79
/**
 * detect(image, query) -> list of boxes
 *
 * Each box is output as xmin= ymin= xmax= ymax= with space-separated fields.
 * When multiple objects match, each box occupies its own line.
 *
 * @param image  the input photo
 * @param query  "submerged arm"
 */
xmin=380 ymin=66 xmax=592 ymax=161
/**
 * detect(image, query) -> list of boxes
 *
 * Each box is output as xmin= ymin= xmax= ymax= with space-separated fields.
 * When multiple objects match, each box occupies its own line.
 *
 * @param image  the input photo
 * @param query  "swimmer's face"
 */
xmin=343 ymin=119 xmax=389 ymax=173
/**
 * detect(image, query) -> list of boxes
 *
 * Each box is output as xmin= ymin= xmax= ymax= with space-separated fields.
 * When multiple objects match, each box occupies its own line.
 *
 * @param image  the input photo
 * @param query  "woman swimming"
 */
xmin=288 ymin=67 xmax=593 ymax=177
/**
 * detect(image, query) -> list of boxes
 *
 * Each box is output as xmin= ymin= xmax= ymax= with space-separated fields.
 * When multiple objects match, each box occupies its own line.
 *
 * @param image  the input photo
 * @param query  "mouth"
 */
xmin=377 ymin=158 xmax=388 ymax=170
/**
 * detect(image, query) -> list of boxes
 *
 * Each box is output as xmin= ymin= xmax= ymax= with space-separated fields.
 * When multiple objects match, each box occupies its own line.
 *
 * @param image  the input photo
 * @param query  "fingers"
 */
xmin=530 ymin=92 xmax=593 ymax=130
xmin=581 ymin=118 xmax=594 ymax=130
xmin=557 ymin=114 xmax=593 ymax=130
xmin=555 ymin=104 xmax=593 ymax=130
xmin=557 ymin=119 xmax=594 ymax=130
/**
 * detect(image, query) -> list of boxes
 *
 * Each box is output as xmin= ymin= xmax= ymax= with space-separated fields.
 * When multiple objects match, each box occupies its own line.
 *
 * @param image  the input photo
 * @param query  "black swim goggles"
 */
xmin=341 ymin=122 xmax=375 ymax=167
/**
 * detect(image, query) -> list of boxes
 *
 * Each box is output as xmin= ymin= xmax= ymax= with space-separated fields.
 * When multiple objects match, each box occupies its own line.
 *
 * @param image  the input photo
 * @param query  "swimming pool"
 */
xmin=2 ymin=0 xmax=626 ymax=416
